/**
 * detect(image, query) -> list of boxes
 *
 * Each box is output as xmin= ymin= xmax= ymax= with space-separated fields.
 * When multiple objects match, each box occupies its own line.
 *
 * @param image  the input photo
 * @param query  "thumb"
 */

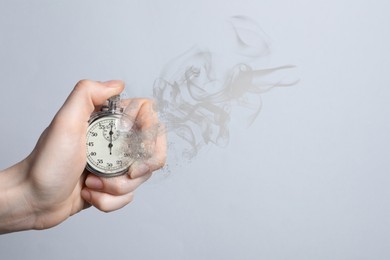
xmin=54 ymin=80 xmax=125 ymax=130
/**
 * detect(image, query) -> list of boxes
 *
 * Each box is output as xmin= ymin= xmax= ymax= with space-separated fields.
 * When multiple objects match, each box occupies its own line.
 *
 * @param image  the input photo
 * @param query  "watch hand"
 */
xmin=108 ymin=142 xmax=113 ymax=155
xmin=108 ymin=124 xmax=114 ymax=155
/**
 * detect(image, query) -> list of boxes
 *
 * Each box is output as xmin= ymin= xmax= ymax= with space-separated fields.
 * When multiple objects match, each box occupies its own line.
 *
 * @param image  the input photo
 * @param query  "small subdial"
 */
xmin=103 ymin=122 xmax=120 ymax=141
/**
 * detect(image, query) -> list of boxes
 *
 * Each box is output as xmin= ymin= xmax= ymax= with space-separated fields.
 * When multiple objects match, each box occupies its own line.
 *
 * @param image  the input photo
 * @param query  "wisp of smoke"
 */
xmin=152 ymin=16 xmax=297 ymax=160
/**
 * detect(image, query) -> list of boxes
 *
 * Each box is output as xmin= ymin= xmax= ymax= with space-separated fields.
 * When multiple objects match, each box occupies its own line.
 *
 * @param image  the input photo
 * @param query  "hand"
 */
xmin=0 ymin=80 xmax=166 ymax=233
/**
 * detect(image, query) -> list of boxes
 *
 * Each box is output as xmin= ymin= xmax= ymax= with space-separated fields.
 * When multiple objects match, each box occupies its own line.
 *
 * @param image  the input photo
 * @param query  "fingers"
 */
xmin=118 ymin=98 xmax=144 ymax=132
xmin=53 ymin=80 xmax=125 ymax=131
xmin=119 ymin=98 xmax=167 ymax=177
xmin=81 ymin=172 xmax=152 ymax=212
xmin=85 ymin=172 xmax=152 ymax=196
xmin=134 ymin=100 xmax=167 ymax=178
xmin=81 ymin=189 xmax=134 ymax=213
xmin=81 ymin=97 xmax=167 ymax=212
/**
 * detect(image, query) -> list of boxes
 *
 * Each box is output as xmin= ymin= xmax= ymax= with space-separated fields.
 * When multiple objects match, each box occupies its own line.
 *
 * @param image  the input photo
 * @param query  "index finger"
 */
xmin=126 ymin=100 xmax=167 ymax=178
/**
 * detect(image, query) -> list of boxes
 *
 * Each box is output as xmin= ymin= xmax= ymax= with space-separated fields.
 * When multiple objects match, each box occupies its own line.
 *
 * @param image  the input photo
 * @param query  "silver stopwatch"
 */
xmin=85 ymin=95 xmax=133 ymax=177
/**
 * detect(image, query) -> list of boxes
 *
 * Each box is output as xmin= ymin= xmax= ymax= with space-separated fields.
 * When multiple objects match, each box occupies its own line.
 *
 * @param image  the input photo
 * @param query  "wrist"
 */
xmin=0 ymin=160 xmax=36 ymax=234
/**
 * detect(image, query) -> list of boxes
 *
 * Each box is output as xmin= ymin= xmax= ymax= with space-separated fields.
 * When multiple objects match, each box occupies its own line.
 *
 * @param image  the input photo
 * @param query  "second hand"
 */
xmin=108 ymin=124 xmax=113 ymax=155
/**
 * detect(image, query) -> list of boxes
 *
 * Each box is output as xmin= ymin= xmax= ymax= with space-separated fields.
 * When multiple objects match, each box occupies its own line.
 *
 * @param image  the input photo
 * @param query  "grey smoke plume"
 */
xmin=152 ymin=16 xmax=297 ymax=159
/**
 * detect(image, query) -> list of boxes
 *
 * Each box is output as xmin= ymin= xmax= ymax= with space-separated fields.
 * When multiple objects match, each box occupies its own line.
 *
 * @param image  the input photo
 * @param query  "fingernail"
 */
xmin=130 ymin=163 xmax=150 ymax=179
xmin=86 ymin=175 xmax=104 ymax=190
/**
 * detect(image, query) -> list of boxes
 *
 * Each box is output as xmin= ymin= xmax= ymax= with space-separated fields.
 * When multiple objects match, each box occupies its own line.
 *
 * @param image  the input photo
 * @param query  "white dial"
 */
xmin=103 ymin=122 xmax=120 ymax=141
xmin=86 ymin=115 xmax=133 ymax=177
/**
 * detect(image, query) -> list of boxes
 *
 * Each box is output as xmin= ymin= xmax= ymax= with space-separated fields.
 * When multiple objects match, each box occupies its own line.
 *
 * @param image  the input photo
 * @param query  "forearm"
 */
xmin=0 ymin=161 xmax=35 ymax=234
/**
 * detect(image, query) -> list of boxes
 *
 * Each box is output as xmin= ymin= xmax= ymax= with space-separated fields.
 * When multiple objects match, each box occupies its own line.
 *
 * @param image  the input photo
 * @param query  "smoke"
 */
xmin=116 ymin=16 xmax=297 ymax=170
xmin=152 ymin=16 xmax=297 ymax=160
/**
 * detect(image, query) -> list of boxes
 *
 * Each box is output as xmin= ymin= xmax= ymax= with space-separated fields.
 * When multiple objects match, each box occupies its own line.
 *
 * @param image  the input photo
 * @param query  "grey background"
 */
xmin=1 ymin=0 xmax=390 ymax=259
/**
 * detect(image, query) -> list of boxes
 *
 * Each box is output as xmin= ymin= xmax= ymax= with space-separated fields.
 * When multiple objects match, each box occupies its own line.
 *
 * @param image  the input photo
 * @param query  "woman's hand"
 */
xmin=0 ymin=80 xmax=166 ymax=234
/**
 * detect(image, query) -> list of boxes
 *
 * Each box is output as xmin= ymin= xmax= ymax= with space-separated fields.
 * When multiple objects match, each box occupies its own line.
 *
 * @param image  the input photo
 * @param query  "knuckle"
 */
xmin=148 ymin=156 xmax=166 ymax=171
xmin=99 ymin=207 xmax=111 ymax=213
xmin=156 ymin=161 xmax=165 ymax=170
xmin=92 ymin=192 xmax=135 ymax=213
xmin=112 ymin=185 xmax=125 ymax=195
xmin=141 ymin=98 xmax=156 ymax=113
xmin=113 ymin=183 xmax=127 ymax=195
xmin=74 ymin=79 xmax=92 ymax=90
xmin=97 ymin=203 xmax=112 ymax=213
xmin=156 ymin=156 xmax=167 ymax=169
xmin=108 ymin=177 xmax=132 ymax=195
xmin=146 ymin=98 xmax=155 ymax=106
xmin=93 ymin=195 xmax=112 ymax=213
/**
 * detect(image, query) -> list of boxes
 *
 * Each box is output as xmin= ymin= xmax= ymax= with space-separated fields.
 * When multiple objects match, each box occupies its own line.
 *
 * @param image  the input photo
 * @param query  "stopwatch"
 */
xmin=85 ymin=95 xmax=133 ymax=177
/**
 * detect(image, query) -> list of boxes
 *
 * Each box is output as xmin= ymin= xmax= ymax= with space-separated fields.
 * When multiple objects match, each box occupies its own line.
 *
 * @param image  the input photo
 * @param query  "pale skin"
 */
xmin=0 ymin=80 xmax=166 ymax=234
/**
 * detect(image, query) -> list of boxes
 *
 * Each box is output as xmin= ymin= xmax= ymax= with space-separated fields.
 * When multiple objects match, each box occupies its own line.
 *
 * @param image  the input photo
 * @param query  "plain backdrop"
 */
xmin=1 ymin=1 xmax=390 ymax=259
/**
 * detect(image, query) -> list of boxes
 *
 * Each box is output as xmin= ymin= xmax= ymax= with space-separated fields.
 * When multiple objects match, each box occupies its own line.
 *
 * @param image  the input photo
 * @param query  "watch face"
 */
xmin=86 ymin=115 xmax=133 ymax=177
